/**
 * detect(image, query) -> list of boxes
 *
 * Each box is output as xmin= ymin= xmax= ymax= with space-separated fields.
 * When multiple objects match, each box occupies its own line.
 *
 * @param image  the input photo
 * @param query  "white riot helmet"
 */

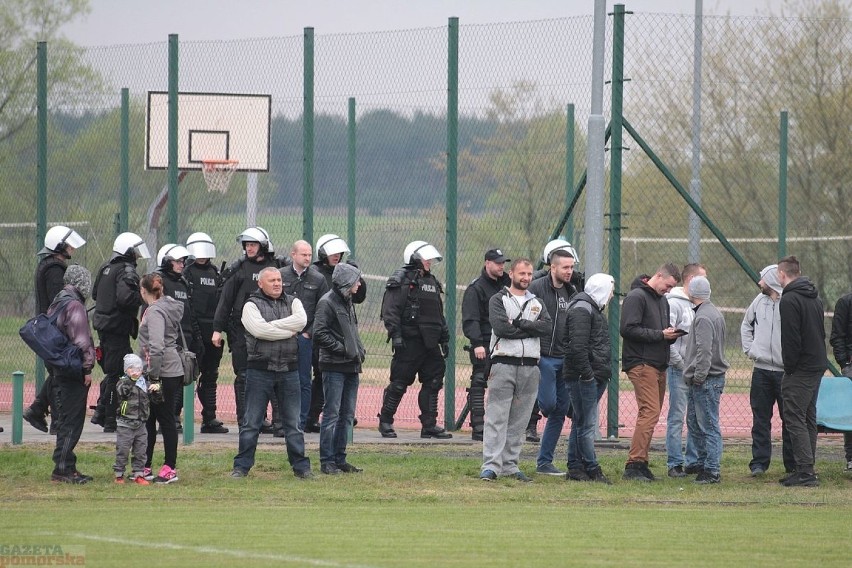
xmin=186 ymin=232 xmax=216 ymax=259
xmin=43 ymin=225 xmax=86 ymax=258
xmin=404 ymin=240 xmax=442 ymax=265
xmin=157 ymin=244 xmax=191 ymax=269
xmin=236 ymin=226 xmax=273 ymax=255
xmin=543 ymin=238 xmax=579 ymax=266
xmin=113 ymin=232 xmax=151 ymax=259
xmin=316 ymin=234 xmax=350 ymax=261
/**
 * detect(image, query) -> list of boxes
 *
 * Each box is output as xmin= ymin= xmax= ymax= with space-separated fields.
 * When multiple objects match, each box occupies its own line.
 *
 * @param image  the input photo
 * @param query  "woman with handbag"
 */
xmin=138 ymin=272 xmax=184 ymax=484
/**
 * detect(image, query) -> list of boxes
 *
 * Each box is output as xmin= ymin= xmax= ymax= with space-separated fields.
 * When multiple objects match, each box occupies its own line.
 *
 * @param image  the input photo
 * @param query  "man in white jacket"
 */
xmin=480 ymin=259 xmax=551 ymax=482
xmin=740 ymin=264 xmax=793 ymax=477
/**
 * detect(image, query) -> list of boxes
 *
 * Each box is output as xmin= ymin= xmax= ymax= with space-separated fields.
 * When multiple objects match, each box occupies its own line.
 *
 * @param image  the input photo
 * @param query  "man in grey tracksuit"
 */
xmin=480 ymin=259 xmax=551 ymax=482
xmin=740 ymin=264 xmax=793 ymax=476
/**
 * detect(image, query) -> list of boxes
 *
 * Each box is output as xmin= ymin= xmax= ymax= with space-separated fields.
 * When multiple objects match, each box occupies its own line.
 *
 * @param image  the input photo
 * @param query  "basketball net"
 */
xmin=201 ymin=160 xmax=239 ymax=193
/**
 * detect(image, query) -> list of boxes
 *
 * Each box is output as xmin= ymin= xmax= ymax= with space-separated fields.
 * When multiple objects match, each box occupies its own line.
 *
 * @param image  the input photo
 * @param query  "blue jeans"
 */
xmin=687 ymin=374 xmax=725 ymax=475
xmin=566 ymin=379 xmax=607 ymax=471
xmin=296 ymin=335 xmax=313 ymax=429
xmin=319 ymin=371 xmax=359 ymax=466
xmin=234 ymin=368 xmax=310 ymax=474
xmin=536 ymin=356 xmax=570 ymax=468
xmin=666 ymin=367 xmax=698 ymax=469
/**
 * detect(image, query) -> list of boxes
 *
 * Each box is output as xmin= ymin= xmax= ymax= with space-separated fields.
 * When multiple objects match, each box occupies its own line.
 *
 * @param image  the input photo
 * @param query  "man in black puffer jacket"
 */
xmin=313 ymin=262 xmax=366 ymax=475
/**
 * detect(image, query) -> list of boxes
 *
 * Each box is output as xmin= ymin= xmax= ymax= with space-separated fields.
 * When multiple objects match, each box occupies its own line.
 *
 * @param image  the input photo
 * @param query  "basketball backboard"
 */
xmin=145 ymin=91 xmax=271 ymax=172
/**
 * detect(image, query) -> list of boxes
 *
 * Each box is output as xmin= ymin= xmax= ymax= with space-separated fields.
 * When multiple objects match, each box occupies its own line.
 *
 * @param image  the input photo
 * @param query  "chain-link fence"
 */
xmin=1 ymin=5 xmax=849 ymax=439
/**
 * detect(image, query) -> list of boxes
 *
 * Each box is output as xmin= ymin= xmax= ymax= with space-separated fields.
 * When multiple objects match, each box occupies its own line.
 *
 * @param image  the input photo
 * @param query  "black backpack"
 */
xmin=19 ymin=298 xmax=83 ymax=373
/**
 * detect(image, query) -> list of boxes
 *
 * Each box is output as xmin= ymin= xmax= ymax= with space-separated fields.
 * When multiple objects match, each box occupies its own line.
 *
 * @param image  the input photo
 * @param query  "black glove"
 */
xmin=391 ymin=337 xmax=405 ymax=353
xmin=440 ymin=342 xmax=449 ymax=359
xmin=842 ymin=365 xmax=852 ymax=379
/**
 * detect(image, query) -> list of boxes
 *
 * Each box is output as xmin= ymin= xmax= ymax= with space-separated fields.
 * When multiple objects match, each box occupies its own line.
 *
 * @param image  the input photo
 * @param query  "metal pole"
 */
xmin=778 ymin=110 xmax=788 ymax=258
xmin=606 ymin=4 xmax=627 ymax=440
xmin=303 ymin=27 xmax=315 ymax=245
xmin=445 ymin=17 xmax=459 ymax=428
xmin=35 ymin=42 xmax=48 ymax=393
xmin=120 ymin=88 xmax=130 ymax=233
xmin=12 ymin=372 xmax=25 ymax=444
xmin=584 ymin=0 xmax=607 ymax=275
xmin=348 ymin=98 xmax=357 ymax=257
xmin=167 ymin=34 xmax=179 ymax=244
xmin=565 ymin=104 xmax=575 ymax=243
xmin=688 ymin=0 xmax=704 ymax=263
xmin=247 ymin=173 xmax=258 ymax=228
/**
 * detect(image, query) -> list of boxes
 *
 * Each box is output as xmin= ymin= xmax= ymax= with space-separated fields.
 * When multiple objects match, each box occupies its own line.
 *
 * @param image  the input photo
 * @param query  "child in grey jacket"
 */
xmin=113 ymin=354 xmax=152 ymax=485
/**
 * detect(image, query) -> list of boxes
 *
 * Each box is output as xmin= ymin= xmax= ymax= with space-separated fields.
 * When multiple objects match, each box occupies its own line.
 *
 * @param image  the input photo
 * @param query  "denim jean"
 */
xmin=319 ymin=371 xmax=359 ymax=466
xmin=296 ymin=334 xmax=314 ymax=429
xmin=749 ymin=367 xmax=794 ymax=472
xmin=234 ymin=368 xmax=310 ymax=474
xmin=536 ymin=356 xmax=570 ymax=468
xmin=666 ymin=367 xmax=698 ymax=469
xmin=566 ymin=379 xmax=607 ymax=471
xmin=687 ymin=374 xmax=725 ymax=475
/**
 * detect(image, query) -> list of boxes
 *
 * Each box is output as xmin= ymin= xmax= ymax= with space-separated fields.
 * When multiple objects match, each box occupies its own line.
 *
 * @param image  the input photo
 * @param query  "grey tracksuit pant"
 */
xmin=114 ymin=421 xmax=148 ymax=476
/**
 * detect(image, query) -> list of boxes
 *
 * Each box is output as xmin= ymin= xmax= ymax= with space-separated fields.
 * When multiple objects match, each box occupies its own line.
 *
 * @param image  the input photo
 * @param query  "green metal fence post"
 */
xmin=778 ymin=110 xmax=788 ymax=259
xmin=445 ymin=17 xmax=459 ymax=428
xmin=120 ymin=88 xmax=130 ymax=233
xmin=35 ymin=42 xmax=48 ymax=393
xmin=565 ymin=104 xmax=575 ymax=243
xmin=12 ymin=372 xmax=25 ymax=444
xmin=606 ymin=4 xmax=627 ymax=440
xmin=348 ymin=97 xmax=357 ymax=258
xmin=303 ymin=27 xmax=315 ymax=245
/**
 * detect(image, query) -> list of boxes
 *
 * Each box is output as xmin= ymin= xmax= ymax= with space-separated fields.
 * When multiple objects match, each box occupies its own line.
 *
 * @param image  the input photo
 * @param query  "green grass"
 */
xmin=1 ymin=443 xmax=850 ymax=567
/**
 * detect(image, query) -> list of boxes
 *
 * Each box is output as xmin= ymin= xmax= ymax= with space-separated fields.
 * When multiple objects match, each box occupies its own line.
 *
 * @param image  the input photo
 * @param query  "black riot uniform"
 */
xmin=183 ymin=260 xmax=226 ymax=429
xmin=378 ymin=264 xmax=452 ymax=438
xmin=91 ymin=254 xmax=143 ymax=431
xmin=461 ymin=267 xmax=510 ymax=440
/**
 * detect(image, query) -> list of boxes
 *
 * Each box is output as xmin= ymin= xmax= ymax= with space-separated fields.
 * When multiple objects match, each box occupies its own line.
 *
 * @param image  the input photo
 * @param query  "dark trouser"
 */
xmin=146 ymin=377 xmax=180 ymax=470
xmin=319 ymin=371 xmax=360 ymax=466
xmin=52 ymin=375 xmax=89 ymax=475
xmin=781 ymin=370 xmax=822 ymax=475
xmin=30 ymin=371 xmax=59 ymax=422
xmin=227 ymin=322 xmax=248 ymax=426
xmin=749 ymin=368 xmax=794 ymax=472
xmin=197 ymin=336 xmax=224 ymax=424
xmin=296 ymin=334 xmax=313 ymax=429
xmin=467 ymin=349 xmax=490 ymax=435
xmin=96 ymin=331 xmax=132 ymax=425
xmin=528 ymin=401 xmax=542 ymax=431
xmin=307 ymin=348 xmax=324 ymax=425
xmin=380 ymin=337 xmax=446 ymax=428
xmin=845 ymin=433 xmax=852 ymax=462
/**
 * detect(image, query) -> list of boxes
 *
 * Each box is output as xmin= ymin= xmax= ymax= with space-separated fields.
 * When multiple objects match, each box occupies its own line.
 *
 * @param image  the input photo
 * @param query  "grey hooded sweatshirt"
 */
xmin=666 ymin=286 xmax=695 ymax=371
xmin=740 ymin=264 xmax=784 ymax=372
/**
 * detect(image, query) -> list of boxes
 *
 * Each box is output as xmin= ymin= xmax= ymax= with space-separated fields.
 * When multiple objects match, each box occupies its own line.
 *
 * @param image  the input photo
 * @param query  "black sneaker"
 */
xmin=201 ymin=422 xmax=230 ymax=434
xmin=51 ymin=471 xmax=90 ymax=484
xmin=479 ymin=469 xmax=497 ymax=481
xmin=321 ymin=463 xmax=341 ymax=475
xmin=750 ymin=466 xmax=766 ymax=477
xmin=511 ymin=471 xmax=533 ymax=483
xmin=74 ymin=470 xmax=94 ymax=483
xmin=421 ymin=425 xmax=453 ymax=439
xmin=780 ymin=472 xmax=819 ymax=487
xmin=337 ymin=463 xmax=363 ymax=473
xmin=668 ymin=466 xmax=686 ymax=478
xmin=638 ymin=462 xmax=656 ymax=481
xmin=694 ymin=470 xmax=721 ymax=484
xmin=684 ymin=463 xmax=703 ymax=475
xmin=294 ymin=469 xmax=314 ymax=479
xmin=778 ymin=471 xmax=796 ymax=484
xmin=566 ymin=468 xmax=591 ymax=481
xmin=230 ymin=469 xmax=248 ymax=478
xmin=622 ymin=462 xmax=651 ymax=482
xmin=586 ymin=467 xmax=613 ymax=485
xmin=23 ymin=407 xmax=48 ymax=433
xmin=378 ymin=420 xmax=397 ymax=438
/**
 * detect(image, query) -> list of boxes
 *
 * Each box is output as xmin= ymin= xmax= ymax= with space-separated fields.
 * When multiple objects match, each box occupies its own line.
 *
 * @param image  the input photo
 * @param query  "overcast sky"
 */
xmin=62 ymin=0 xmax=785 ymax=46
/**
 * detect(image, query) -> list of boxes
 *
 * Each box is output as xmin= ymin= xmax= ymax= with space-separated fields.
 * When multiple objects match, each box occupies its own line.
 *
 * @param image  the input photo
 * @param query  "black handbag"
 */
xmin=177 ymin=323 xmax=199 ymax=386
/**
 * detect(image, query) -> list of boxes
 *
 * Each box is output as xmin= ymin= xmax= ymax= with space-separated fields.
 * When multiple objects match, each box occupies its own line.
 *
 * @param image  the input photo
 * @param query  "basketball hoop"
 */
xmin=201 ymin=160 xmax=239 ymax=193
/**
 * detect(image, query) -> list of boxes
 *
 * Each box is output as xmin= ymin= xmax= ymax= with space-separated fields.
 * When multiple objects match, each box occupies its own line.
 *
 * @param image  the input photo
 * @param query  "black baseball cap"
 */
xmin=484 ymin=249 xmax=509 ymax=263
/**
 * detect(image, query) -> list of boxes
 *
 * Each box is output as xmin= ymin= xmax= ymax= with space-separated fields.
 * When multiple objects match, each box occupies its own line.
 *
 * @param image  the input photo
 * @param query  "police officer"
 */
xmin=461 ymin=248 xmax=510 ymax=441
xmin=154 ymin=243 xmax=202 ymax=433
xmin=23 ymin=225 xmax=87 ymax=434
xmin=280 ymin=240 xmax=329 ymax=430
xmin=212 ymin=227 xmax=282 ymax=428
xmin=183 ymin=232 xmax=229 ymax=433
xmin=378 ymin=240 xmax=452 ymax=439
xmin=91 ymin=232 xmax=149 ymax=433
xmin=306 ymin=234 xmax=367 ymax=431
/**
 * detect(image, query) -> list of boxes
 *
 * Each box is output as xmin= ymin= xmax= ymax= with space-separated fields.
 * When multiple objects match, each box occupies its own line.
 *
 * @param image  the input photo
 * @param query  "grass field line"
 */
xmin=42 ymin=532 xmax=379 ymax=568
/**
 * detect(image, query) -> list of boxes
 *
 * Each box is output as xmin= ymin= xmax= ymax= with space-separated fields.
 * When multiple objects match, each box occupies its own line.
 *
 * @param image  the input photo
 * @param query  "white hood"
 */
xmin=585 ymin=273 xmax=615 ymax=310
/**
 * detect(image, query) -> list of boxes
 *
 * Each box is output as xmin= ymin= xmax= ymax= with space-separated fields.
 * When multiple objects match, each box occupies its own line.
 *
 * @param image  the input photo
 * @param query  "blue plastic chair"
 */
xmin=816 ymin=376 xmax=852 ymax=433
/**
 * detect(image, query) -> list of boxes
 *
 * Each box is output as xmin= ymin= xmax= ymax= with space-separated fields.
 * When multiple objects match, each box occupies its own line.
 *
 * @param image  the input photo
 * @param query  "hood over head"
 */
xmin=760 ymin=264 xmax=784 ymax=295
xmin=585 ymin=273 xmax=615 ymax=310
xmin=332 ymin=262 xmax=361 ymax=297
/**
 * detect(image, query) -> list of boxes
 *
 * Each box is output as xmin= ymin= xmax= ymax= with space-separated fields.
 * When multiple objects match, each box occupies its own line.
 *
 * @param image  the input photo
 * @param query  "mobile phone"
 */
xmin=673 ymin=329 xmax=688 ymax=336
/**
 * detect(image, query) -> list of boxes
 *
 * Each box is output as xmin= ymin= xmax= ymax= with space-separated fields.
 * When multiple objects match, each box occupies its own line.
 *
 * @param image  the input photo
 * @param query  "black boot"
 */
xmin=378 ymin=417 xmax=397 ymax=438
xmin=378 ymin=383 xmax=406 ymax=437
xmin=419 ymin=387 xmax=453 ymax=439
xmin=467 ymin=386 xmax=486 ymax=441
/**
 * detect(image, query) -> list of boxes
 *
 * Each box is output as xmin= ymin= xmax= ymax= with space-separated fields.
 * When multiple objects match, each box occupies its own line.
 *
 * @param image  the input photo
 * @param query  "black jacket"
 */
xmin=381 ymin=266 xmax=448 ymax=348
xmin=461 ymin=268 xmax=509 ymax=349
xmin=619 ymin=275 xmax=671 ymax=372
xmin=779 ymin=277 xmax=828 ymax=375
xmin=35 ymin=256 xmax=66 ymax=315
xmin=830 ymin=292 xmax=852 ymax=367
xmin=92 ymin=255 xmax=142 ymax=337
xmin=528 ymin=275 xmax=576 ymax=358
xmin=281 ymin=264 xmax=329 ymax=334
xmin=564 ymin=293 xmax=611 ymax=382
xmin=313 ymin=288 xmax=365 ymax=373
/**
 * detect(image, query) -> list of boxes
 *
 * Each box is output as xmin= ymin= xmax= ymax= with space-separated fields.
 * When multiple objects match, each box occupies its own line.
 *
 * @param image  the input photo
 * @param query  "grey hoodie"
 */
xmin=683 ymin=299 xmax=729 ymax=385
xmin=666 ymin=286 xmax=695 ymax=371
xmin=137 ymin=295 xmax=185 ymax=379
xmin=740 ymin=265 xmax=783 ymax=372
